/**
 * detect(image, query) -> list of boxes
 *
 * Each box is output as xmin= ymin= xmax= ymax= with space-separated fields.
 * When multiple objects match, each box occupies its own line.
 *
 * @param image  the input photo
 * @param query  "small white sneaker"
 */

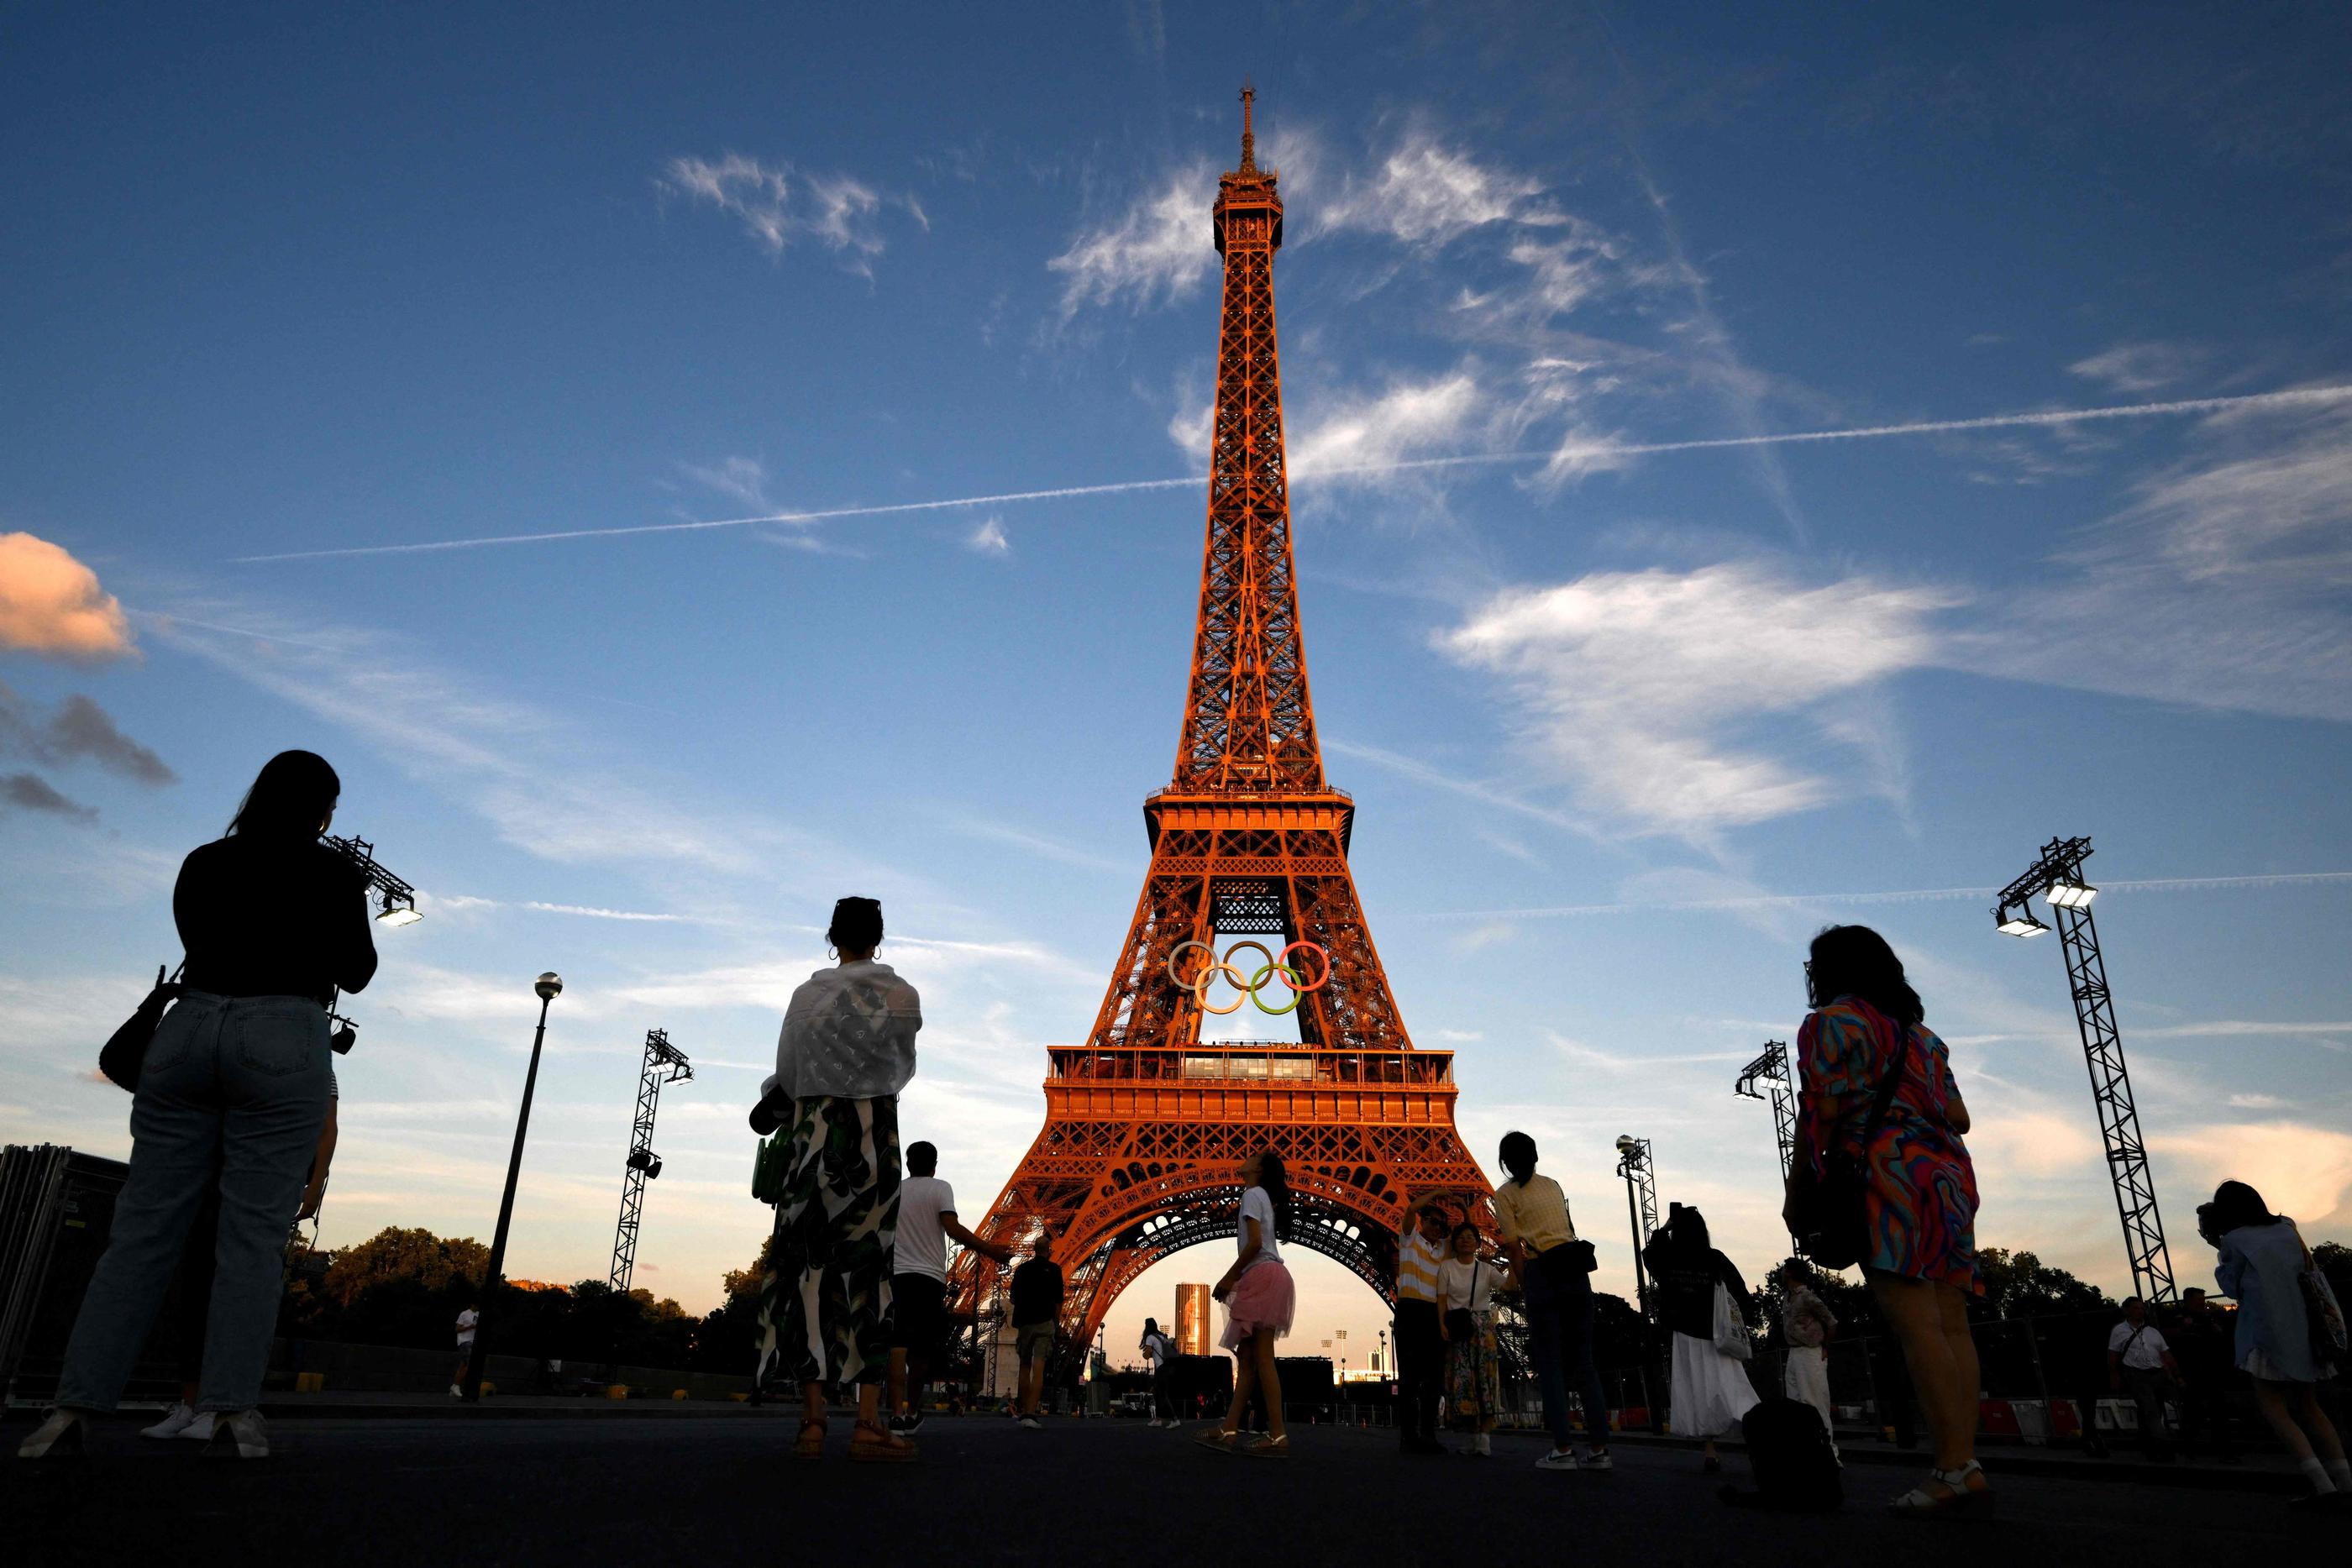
xmin=449 ymin=1383 xmax=465 ymax=1398
xmin=1534 ymin=1446 xmax=1580 ymax=1471
xmin=179 ymin=1412 xmax=217 ymax=1442
xmin=201 ymin=1409 xmax=268 ymax=1460
xmin=16 ymin=1408 xmax=87 ymax=1460
xmin=140 ymin=1402 xmax=198 ymax=1440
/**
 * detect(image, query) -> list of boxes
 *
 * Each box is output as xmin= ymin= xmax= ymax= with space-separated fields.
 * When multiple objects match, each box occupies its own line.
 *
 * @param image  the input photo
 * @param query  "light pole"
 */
xmin=1993 ymin=835 xmax=2176 ymax=1303
xmin=1613 ymin=1134 xmax=1657 ymax=1318
xmin=463 ymin=971 xmax=561 ymax=1401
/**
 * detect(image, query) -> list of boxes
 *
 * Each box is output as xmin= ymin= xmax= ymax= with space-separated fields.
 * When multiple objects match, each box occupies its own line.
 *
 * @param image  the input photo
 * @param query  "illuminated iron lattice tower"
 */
xmin=954 ymin=92 xmax=1492 ymax=1367
xmin=608 ymin=1028 xmax=690 ymax=1293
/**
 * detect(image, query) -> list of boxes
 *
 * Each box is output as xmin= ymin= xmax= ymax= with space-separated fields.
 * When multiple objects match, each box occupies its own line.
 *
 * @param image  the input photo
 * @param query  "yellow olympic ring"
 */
xmin=1166 ymin=938 xmax=1331 ymax=1015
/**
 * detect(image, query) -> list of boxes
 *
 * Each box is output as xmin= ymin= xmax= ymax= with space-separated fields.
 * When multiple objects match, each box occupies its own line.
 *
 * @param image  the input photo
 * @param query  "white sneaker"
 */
xmin=1534 ymin=1446 xmax=1580 ymax=1470
xmin=450 ymin=1383 xmax=465 ymax=1397
xmin=201 ymin=1409 xmax=268 ymax=1460
xmin=140 ymin=1402 xmax=198 ymax=1440
xmin=179 ymin=1412 xmax=217 ymax=1442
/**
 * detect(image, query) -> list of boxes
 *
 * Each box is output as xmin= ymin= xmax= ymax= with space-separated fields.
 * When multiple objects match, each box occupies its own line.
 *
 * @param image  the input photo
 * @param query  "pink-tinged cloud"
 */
xmin=0 ymin=533 xmax=134 ymax=659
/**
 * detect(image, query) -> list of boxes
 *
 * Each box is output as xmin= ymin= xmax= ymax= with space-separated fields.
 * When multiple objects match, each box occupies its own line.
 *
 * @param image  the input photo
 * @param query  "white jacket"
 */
xmin=772 ymin=959 xmax=921 ymax=1102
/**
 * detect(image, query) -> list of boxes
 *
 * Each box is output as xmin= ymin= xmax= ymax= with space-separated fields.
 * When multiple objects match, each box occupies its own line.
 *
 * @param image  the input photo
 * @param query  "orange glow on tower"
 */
xmin=954 ymin=90 xmax=1491 ymax=1363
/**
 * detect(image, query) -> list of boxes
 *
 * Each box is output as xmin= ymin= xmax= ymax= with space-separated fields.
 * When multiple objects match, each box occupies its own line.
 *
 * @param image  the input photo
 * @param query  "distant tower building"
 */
xmin=1177 ymin=1282 xmax=1211 ymax=1356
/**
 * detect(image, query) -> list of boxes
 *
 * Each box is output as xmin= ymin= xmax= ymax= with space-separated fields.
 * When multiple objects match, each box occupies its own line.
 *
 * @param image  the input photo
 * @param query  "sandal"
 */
xmin=1889 ymin=1460 xmax=1994 ymax=1517
xmin=793 ymin=1419 xmax=827 ymax=1461
xmin=1194 ymin=1425 xmax=1243 ymax=1452
xmin=1242 ymin=1433 xmax=1289 ymax=1459
xmin=849 ymin=1421 xmax=917 ymax=1464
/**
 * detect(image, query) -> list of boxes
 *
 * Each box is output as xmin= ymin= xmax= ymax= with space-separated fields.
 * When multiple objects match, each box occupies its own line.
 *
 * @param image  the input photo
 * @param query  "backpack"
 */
xmin=1720 ymin=1397 xmax=1842 ymax=1513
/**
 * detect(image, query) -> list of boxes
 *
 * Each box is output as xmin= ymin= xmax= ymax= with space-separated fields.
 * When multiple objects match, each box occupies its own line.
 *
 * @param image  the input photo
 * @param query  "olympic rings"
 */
xmin=1166 ymin=938 xmax=1331 ymax=1015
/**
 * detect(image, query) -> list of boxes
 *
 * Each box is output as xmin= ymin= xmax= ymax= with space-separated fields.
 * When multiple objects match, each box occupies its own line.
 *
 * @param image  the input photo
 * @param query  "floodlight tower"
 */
xmin=320 ymin=834 xmax=423 ymax=1057
xmin=1734 ymin=1041 xmax=1797 ymax=1248
xmin=1613 ymin=1135 xmax=1659 ymax=1317
xmin=1992 ymin=835 xmax=2176 ymax=1304
xmin=609 ymin=1028 xmax=691 ymax=1293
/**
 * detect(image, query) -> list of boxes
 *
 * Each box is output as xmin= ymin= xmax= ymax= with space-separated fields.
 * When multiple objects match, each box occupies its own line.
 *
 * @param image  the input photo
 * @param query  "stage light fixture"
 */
xmin=1997 ymin=907 xmax=2050 ymax=937
xmin=376 ymin=890 xmax=422 ymax=926
xmin=2045 ymin=877 xmax=2097 ymax=909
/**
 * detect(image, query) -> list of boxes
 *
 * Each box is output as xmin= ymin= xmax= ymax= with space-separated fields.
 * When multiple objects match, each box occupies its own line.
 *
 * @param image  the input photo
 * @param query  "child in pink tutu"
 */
xmin=1197 ymin=1148 xmax=1296 ymax=1458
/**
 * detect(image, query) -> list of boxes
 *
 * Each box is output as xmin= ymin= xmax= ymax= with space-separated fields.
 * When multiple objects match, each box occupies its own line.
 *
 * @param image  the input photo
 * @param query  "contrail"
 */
xmin=1420 ymin=869 xmax=2352 ymax=921
xmin=233 ymin=383 xmax=2352 ymax=564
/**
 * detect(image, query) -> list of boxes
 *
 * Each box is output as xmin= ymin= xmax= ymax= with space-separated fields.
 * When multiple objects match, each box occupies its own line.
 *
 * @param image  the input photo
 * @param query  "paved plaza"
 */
xmin=6 ymin=1412 xmax=2335 ymax=1566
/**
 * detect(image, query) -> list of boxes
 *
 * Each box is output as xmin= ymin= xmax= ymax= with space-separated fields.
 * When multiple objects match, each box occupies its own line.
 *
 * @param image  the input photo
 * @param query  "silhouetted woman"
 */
xmin=757 ymin=897 xmax=921 ymax=1463
xmin=2202 ymin=1180 xmax=2349 ymax=1502
xmin=1198 ymin=1147 xmax=1295 ymax=1457
xmin=1642 ymin=1204 xmax=1758 ymax=1470
xmin=1786 ymin=924 xmax=1985 ymax=1514
xmin=20 ymin=751 xmax=375 ymax=1461
xmin=1494 ymin=1130 xmax=1612 ymax=1471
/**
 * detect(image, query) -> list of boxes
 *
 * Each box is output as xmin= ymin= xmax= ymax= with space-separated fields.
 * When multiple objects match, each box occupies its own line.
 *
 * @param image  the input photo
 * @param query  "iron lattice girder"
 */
xmin=610 ymin=1029 xmax=690 ymax=1293
xmin=2052 ymin=900 xmax=2176 ymax=1303
xmin=956 ymin=102 xmax=1491 ymax=1380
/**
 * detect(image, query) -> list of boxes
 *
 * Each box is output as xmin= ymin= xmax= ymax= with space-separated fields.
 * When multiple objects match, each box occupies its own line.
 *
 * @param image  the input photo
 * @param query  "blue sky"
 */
xmin=5 ymin=3 xmax=2349 ymax=1361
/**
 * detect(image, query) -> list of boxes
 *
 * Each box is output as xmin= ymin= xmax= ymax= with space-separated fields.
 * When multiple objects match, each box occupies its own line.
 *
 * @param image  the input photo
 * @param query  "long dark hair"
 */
xmin=1806 ymin=924 xmax=1924 ymax=1027
xmin=228 ymin=750 xmax=339 ymax=838
xmin=1499 ymin=1130 xmax=1538 ymax=1186
xmin=2206 ymin=1180 xmax=2282 ymax=1235
xmin=1253 ymin=1148 xmax=1292 ymax=1241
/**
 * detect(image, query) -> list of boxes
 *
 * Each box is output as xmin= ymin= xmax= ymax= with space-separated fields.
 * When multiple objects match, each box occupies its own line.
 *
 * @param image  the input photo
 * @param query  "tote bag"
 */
xmin=1713 ymin=1281 xmax=1754 ymax=1362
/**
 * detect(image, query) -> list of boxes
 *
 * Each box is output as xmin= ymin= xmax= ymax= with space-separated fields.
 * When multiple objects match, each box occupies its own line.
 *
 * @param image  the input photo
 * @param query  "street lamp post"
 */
xmin=463 ymin=972 xmax=562 ymax=1401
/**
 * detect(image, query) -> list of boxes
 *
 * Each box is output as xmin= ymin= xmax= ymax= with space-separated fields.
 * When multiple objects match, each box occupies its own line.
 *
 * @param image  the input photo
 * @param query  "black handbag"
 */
xmin=1788 ymin=1012 xmax=1910 ymax=1271
xmin=97 ymin=962 xmax=186 ymax=1093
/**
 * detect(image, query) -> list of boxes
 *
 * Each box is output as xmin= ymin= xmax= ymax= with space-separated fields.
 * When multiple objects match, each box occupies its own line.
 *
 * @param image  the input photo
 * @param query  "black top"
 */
xmin=1641 ymin=1230 xmax=1753 ymax=1341
xmin=1010 ymin=1258 xmax=1065 ymax=1328
xmin=174 ymin=835 xmax=379 ymax=1007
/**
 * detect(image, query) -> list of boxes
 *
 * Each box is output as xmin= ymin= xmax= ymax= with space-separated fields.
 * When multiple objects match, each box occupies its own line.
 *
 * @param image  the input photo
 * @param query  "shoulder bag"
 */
xmin=97 ymin=962 xmax=186 ymax=1093
xmin=2295 ymin=1225 xmax=2349 ymax=1366
xmin=1787 ymin=1010 xmax=1911 ymax=1271
xmin=1713 ymin=1277 xmax=1754 ymax=1362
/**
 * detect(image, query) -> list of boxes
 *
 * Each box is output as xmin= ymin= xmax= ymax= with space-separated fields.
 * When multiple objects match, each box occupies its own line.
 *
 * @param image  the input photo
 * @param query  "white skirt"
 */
xmin=1670 ymin=1330 xmax=1761 ymax=1438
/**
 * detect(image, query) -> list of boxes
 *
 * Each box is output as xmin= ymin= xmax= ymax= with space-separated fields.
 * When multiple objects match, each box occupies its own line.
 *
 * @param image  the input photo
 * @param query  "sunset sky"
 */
xmin=5 ymin=3 xmax=2349 ymax=1369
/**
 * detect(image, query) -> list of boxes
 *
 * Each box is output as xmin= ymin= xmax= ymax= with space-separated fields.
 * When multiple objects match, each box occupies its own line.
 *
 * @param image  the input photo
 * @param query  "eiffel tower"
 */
xmin=955 ymin=90 xmax=1490 ymax=1365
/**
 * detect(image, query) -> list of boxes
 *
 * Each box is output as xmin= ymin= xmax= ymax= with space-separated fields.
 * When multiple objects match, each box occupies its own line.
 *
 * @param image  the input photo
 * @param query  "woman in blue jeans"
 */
xmin=19 ymin=750 xmax=376 ymax=1461
xmin=1492 ymin=1132 xmax=1612 ymax=1471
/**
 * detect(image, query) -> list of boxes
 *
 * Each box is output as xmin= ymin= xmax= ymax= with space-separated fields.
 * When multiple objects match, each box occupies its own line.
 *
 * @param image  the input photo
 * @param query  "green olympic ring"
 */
xmin=1166 ymin=939 xmax=1331 ymax=1015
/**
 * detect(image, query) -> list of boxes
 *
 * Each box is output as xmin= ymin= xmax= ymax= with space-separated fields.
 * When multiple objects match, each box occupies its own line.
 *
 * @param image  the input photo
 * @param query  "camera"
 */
xmin=2195 ymin=1201 xmax=2223 ymax=1247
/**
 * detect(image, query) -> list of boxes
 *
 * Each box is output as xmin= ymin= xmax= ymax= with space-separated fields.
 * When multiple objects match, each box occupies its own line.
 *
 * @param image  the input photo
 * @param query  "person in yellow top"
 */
xmin=1493 ymin=1131 xmax=1612 ymax=1471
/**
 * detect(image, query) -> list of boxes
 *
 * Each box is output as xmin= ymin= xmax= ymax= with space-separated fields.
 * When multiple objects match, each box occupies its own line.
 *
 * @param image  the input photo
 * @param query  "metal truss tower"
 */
xmin=609 ymin=1029 xmax=691 ymax=1293
xmin=1734 ymin=1041 xmax=1797 ymax=1249
xmin=1994 ymin=836 xmax=2176 ymax=1304
xmin=1613 ymin=1135 xmax=1659 ymax=1316
xmin=953 ymin=91 xmax=1493 ymax=1371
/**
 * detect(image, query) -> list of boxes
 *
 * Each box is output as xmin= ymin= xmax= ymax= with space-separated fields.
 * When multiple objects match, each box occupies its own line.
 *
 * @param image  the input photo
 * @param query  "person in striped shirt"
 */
xmin=1394 ymin=1191 xmax=1454 ymax=1455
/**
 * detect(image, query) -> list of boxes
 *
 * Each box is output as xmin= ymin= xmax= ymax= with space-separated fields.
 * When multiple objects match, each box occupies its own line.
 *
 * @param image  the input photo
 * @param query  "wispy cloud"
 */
xmin=2069 ymin=340 xmax=2208 ymax=394
xmin=661 ymin=155 xmax=919 ymax=274
xmin=1420 ymin=869 xmax=2352 ymax=920
xmin=1047 ymin=160 xmax=1218 ymax=317
xmin=0 ymin=686 xmax=175 ymax=786
xmin=1313 ymin=134 xmax=1549 ymax=247
xmin=1436 ymin=560 xmax=1961 ymax=836
xmin=2 ymin=772 xmax=96 ymax=821
xmin=965 ymin=517 xmax=1011 ymax=556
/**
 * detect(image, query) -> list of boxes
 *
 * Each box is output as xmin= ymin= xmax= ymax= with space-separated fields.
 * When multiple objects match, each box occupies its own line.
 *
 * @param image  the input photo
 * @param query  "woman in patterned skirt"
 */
xmin=758 ymin=897 xmax=922 ymax=1463
xmin=1788 ymin=924 xmax=1985 ymax=1516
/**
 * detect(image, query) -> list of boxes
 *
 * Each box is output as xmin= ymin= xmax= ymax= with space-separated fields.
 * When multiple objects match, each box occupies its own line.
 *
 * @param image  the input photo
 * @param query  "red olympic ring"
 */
xmin=1166 ymin=939 xmax=1331 ymax=1015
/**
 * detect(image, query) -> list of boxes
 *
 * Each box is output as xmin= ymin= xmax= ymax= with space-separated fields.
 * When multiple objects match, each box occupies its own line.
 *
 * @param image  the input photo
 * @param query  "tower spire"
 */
xmin=1239 ymin=82 xmax=1256 ymax=171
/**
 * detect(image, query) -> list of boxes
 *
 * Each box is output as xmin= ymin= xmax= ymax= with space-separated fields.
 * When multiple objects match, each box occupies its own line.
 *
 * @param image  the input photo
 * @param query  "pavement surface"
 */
xmin=5 ymin=1413 xmax=2340 ymax=1566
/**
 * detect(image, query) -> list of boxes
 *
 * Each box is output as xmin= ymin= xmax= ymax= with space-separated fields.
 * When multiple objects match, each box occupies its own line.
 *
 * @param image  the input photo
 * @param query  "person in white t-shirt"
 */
xmin=1195 ymin=1148 xmax=1296 ymax=1458
xmin=450 ymin=1303 xmax=477 ymax=1398
xmin=2107 ymin=1297 xmax=2181 ymax=1455
xmin=887 ymin=1140 xmax=1010 ymax=1434
xmin=1139 ymin=1317 xmax=1178 ymax=1426
xmin=1438 ymin=1223 xmax=1510 ymax=1455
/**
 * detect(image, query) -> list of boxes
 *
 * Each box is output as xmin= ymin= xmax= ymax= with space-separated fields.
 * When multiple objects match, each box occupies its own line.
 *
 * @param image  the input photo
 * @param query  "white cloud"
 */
xmin=2069 ymin=340 xmax=2206 ymax=394
xmin=677 ymin=456 xmax=771 ymax=509
xmin=1047 ymin=160 xmax=1219 ymax=317
xmin=0 ymin=532 xmax=134 ymax=659
xmin=2152 ymin=1121 xmax=2352 ymax=1230
xmin=662 ymin=155 xmax=915 ymax=272
xmin=1315 ymin=135 xmax=1546 ymax=247
xmin=966 ymin=517 xmax=1011 ymax=556
xmin=1436 ymin=561 xmax=1963 ymax=836
xmin=1289 ymin=370 xmax=1488 ymax=480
